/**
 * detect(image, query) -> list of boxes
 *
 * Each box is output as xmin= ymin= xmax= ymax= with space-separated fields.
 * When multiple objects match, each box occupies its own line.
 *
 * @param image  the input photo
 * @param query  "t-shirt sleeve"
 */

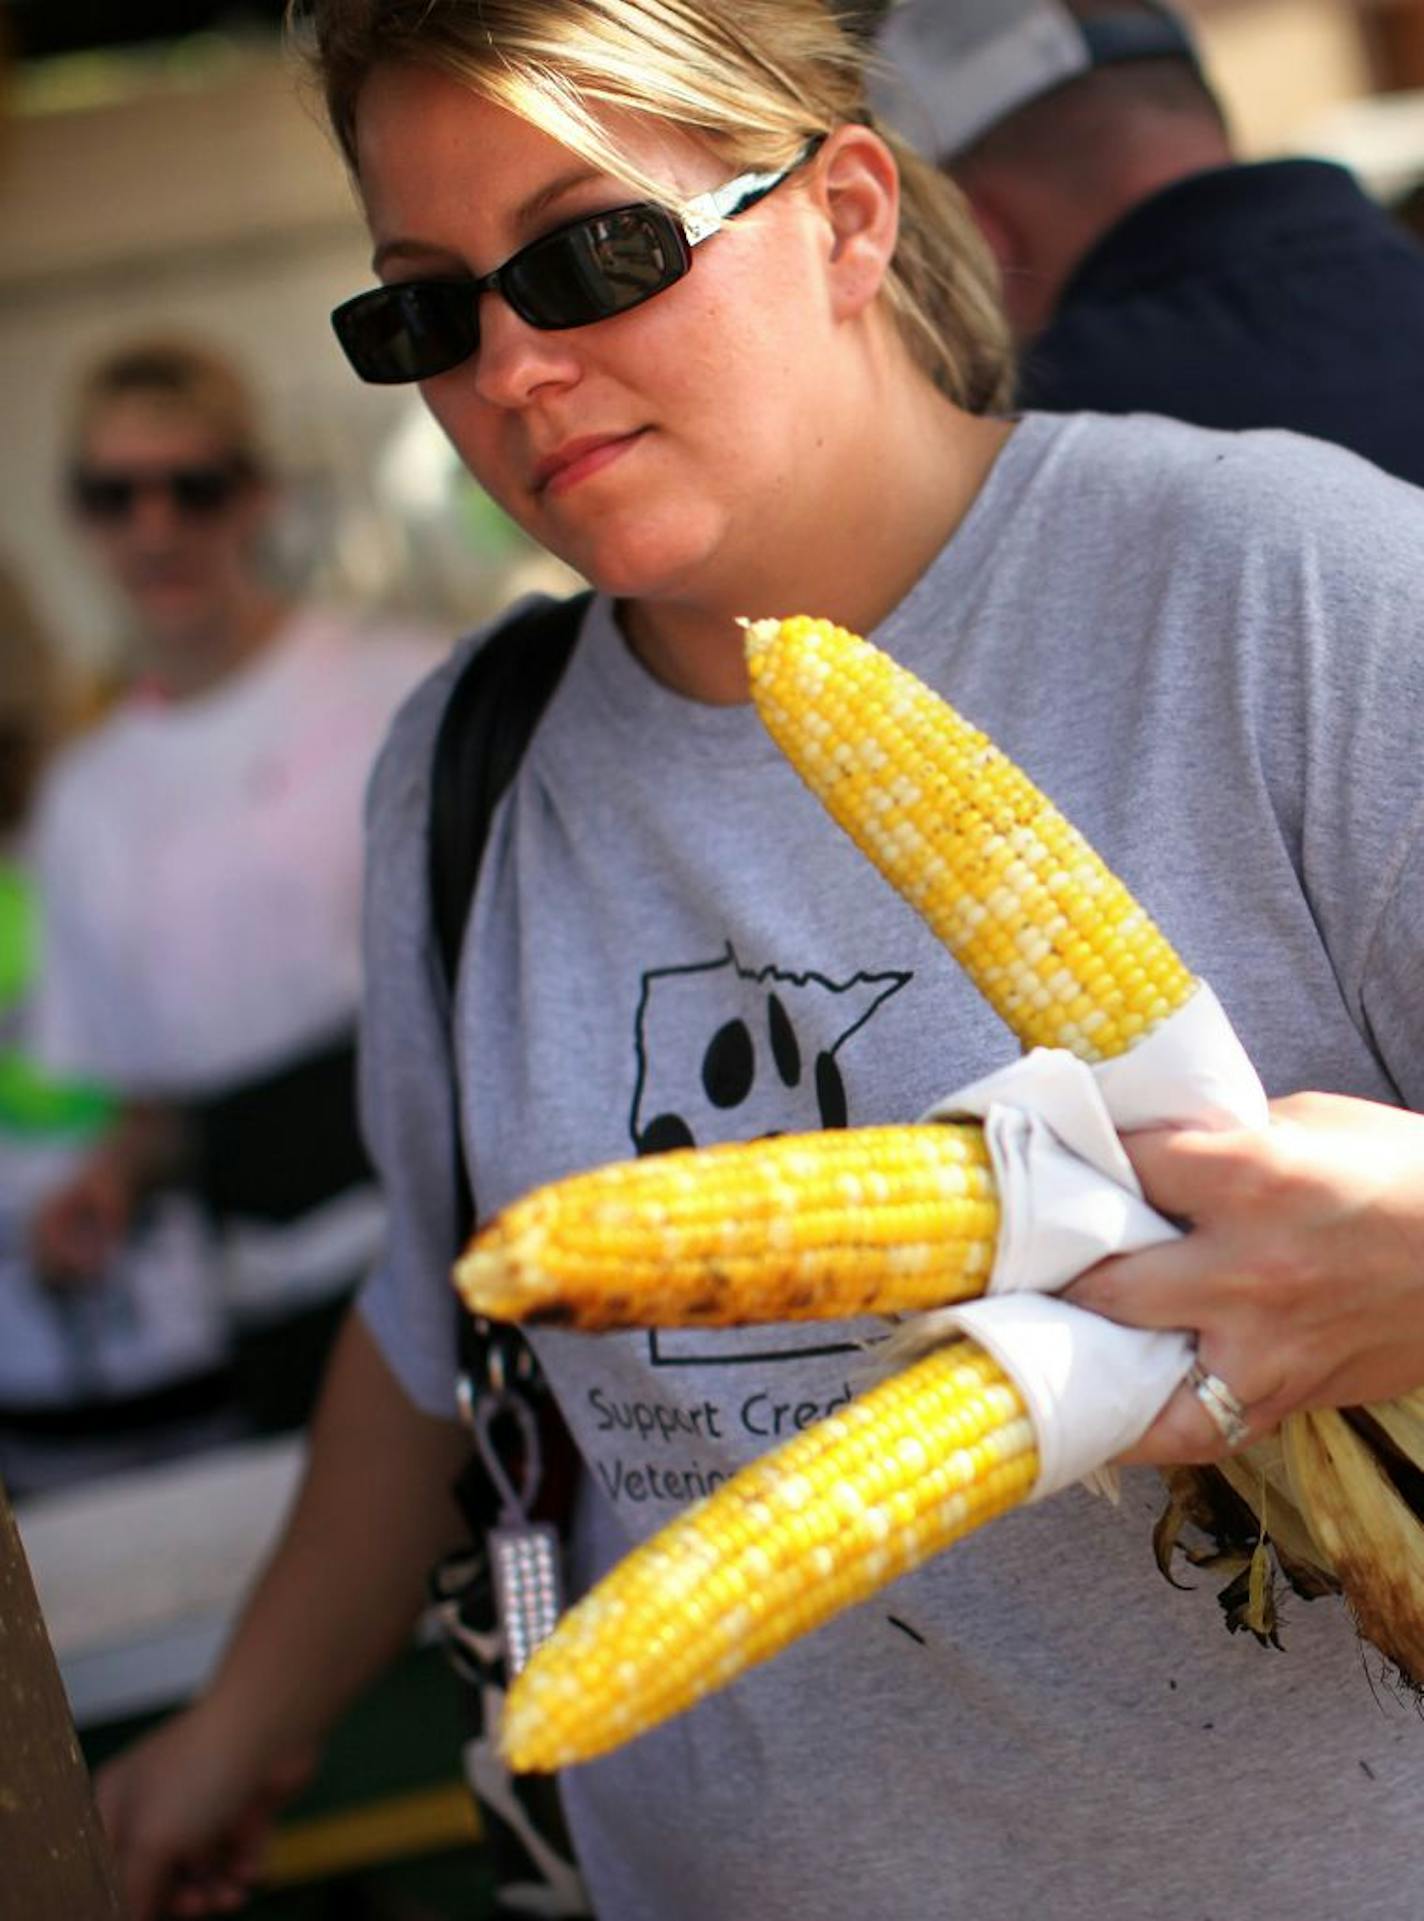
xmin=1359 ymin=800 xmax=1424 ymax=1111
xmin=354 ymin=650 xmax=474 ymax=1421
xmin=1189 ymin=433 xmax=1424 ymax=1104
xmin=1291 ymin=457 xmax=1424 ymax=1102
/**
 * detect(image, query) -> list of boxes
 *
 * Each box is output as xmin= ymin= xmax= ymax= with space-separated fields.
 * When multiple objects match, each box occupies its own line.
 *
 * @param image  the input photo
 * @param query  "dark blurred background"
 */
xmin=6 ymin=2 xmax=288 ymax=60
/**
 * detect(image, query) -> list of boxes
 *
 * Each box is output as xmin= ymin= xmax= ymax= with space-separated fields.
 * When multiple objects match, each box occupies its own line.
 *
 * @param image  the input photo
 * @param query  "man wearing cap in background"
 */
xmin=872 ymin=0 xmax=1424 ymax=485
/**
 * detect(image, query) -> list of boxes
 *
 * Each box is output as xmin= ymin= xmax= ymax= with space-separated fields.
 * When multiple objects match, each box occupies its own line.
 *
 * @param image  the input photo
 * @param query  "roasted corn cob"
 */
xmin=743 ymin=614 xmax=1196 ymax=1061
xmin=744 ymin=616 xmax=1424 ymax=1688
xmin=487 ymin=614 xmax=1424 ymax=1768
xmin=490 ymin=614 xmax=1197 ymax=1769
xmin=502 ymin=1339 xmax=1036 ymax=1772
xmin=457 ymin=1122 xmax=996 ymax=1330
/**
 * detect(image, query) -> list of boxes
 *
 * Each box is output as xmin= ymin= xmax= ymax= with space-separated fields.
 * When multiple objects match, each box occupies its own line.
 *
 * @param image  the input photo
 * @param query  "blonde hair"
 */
xmin=291 ymin=0 xmax=1014 ymax=412
xmin=68 ymin=336 xmax=271 ymax=476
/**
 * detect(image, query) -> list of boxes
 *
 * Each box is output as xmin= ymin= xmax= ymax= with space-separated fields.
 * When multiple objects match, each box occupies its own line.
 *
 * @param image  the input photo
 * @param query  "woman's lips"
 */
xmin=536 ymin=430 xmax=644 ymax=497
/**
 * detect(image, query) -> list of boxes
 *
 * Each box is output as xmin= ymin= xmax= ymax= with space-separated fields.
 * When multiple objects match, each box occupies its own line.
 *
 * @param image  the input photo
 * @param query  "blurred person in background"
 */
xmin=0 ymin=559 xmax=241 ymax=1498
xmin=27 ymin=337 xmax=442 ymax=1437
xmin=872 ymin=0 xmax=1424 ymax=483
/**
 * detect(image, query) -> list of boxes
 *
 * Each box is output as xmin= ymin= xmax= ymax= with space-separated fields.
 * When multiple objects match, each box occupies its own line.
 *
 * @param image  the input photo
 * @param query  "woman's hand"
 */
xmin=30 ymin=1154 xmax=135 ymax=1286
xmin=30 ymin=1103 xmax=190 ymax=1286
xmin=95 ymin=1705 xmax=317 ymax=1920
xmin=1064 ymin=1091 xmax=1424 ymax=1465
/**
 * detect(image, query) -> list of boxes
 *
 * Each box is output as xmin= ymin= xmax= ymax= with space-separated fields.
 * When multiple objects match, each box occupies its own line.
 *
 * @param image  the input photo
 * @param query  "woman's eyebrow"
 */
xmin=371 ymin=236 xmax=449 ymax=274
xmin=513 ymin=164 xmax=604 ymax=229
xmin=370 ymin=165 xmax=607 ymax=274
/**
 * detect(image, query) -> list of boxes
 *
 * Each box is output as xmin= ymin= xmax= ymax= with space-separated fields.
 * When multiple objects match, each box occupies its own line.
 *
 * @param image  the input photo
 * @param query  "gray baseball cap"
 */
xmin=868 ymin=0 xmax=1200 ymax=160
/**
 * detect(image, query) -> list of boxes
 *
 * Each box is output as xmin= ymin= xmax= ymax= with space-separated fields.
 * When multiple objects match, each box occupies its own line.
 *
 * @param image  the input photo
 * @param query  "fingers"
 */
xmin=1119 ymin=1367 xmax=1256 ymax=1468
xmin=1066 ymin=1122 xmax=1277 ymax=1331
xmin=1066 ymin=1233 xmax=1218 ymax=1332
xmin=1058 ymin=1094 xmax=1424 ymax=1462
xmin=32 ymin=1189 xmax=126 ymax=1284
xmin=1071 ymin=1105 xmax=1411 ymax=1418
xmin=221 ymin=1801 xmax=281 ymax=1892
xmin=114 ymin=1841 xmax=253 ymax=1920
xmin=96 ymin=1743 xmax=257 ymax=1921
xmin=1068 ymin=1235 xmax=1292 ymax=1434
xmin=1115 ymin=1121 xmax=1256 ymax=1221
xmin=167 ymin=1870 xmax=251 ymax=1916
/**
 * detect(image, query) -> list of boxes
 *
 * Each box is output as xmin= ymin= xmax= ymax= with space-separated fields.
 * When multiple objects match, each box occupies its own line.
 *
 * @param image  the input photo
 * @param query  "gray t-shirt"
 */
xmin=359 ymin=411 xmax=1424 ymax=1921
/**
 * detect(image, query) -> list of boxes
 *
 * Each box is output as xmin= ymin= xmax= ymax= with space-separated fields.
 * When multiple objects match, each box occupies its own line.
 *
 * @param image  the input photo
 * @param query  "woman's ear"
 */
xmin=816 ymin=124 xmax=900 ymax=321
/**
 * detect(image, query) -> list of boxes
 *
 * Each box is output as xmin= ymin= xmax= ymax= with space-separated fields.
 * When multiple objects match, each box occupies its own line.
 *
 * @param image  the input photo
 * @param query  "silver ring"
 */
xmin=1186 ymin=1360 xmax=1250 ymax=1449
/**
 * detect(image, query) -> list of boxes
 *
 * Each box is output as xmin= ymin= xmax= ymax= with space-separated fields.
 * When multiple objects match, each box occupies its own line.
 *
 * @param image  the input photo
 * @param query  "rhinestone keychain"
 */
xmin=467 ymin=1375 xmax=565 ymax=1675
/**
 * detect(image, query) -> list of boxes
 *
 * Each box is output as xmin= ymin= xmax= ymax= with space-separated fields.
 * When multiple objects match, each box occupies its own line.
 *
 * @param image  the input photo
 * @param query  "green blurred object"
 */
xmin=0 ymin=859 xmax=115 ymax=1137
xmin=0 ymin=857 xmax=36 ymax=1014
xmin=0 ymin=1052 xmax=114 ymax=1137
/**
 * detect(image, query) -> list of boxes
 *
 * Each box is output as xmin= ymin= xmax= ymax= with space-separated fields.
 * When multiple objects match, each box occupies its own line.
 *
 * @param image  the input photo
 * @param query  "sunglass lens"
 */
xmin=170 ymin=467 xmax=242 ymax=514
xmin=509 ymin=206 xmax=688 ymax=329
xmin=71 ymin=465 xmax=246 ymax=522
xmin=72 ymin=473 xmax=135 ymax=521
xmin=333 ymin=283 xmax=479 ymax=384
xmin=332 ymin=208 xmax=688 ymax=384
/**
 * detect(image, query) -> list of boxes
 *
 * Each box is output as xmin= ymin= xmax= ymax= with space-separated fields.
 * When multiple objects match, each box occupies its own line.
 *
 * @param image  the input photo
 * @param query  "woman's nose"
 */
xmin=469 ymin=292 xmax=582 ymax=408
xmin=127 ymin=488 xmax=185 ymax=539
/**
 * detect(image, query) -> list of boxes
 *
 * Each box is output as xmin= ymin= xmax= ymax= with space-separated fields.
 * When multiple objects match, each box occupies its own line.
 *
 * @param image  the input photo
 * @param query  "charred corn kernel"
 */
xmin=743 ymin=616 xmax=1195 ymax=1062
xmin=457 ymin=1123 xmax=997 ymax=1331
xmin=501 ymin=1338 xmax=1037 ymax=1770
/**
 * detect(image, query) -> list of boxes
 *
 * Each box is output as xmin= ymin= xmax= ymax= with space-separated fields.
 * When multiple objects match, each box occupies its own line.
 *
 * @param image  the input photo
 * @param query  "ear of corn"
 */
xmin=481 ymin=613 xmax=1424 ymax=1770
xmin=457 ymin=1122 xmax=997 ymax=1331
xmin=747 ymin=616 xmax=1424 ymax=1691
xmin=743 ymin=616 xmax=1195 ymax=1061
xmin=501 ymin=1338 xmax=1037 ymax=1772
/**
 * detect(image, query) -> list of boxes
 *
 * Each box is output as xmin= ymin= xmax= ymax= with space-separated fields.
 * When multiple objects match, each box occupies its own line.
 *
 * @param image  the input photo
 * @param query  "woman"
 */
xmin=97 ymin=4 xmax=1424 ymax=1916
xmin=0 ymin=562 xmax=244 ymax=1496
xmin=29 ymin=337 xmax=440 ymax=1435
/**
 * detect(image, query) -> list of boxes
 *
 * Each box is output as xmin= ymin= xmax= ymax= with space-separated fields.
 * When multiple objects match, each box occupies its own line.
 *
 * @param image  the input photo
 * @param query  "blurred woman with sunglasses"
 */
xmin=64 ymin=342 xmax=280 ymax=699
xmin=0 ymin=559 xmax=249 ymax=1497
xmin=27 ymin=338 xmax=440 ymax=1441
xmin=92 ymin=6 xmax=1424 ymax=1918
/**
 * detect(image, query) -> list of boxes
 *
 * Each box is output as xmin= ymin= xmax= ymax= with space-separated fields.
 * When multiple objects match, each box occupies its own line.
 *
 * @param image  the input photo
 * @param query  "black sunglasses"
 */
xmin=332 ymin=140 xmax=823 ymax=386
xmin=69 ymin=460 xmax=252 ymax=523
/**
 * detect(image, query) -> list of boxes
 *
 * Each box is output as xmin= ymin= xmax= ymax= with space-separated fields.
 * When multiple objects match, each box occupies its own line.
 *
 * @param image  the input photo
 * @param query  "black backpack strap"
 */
xmin=426 ymin=592 xmax=595 ymax=1919
xmin=430 ymin=590 xmax=593 ymax=1010
xmin=428 ymin=590 xmax=591 ymax=1491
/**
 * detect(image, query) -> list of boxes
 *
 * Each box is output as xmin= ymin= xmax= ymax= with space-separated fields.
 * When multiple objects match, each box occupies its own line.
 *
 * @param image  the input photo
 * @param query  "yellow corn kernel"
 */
xmin=457 ymin=1123 xmax=997 ymax=1331
xmin=743 ymin=616 xmax=1195 ymax=1062
xmin=500 ymin=1338 xmax=1037 ymax=1772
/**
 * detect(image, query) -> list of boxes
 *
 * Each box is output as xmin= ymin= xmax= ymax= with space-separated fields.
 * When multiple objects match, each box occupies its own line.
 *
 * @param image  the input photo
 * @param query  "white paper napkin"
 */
xmin=887 ymin=983 xmax=1267 ymax=1500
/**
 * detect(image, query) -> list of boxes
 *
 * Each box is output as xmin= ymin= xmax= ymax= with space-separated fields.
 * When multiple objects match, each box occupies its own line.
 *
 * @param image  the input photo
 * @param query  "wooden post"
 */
xmin=0 ymin=1483 xmax=125 ymax=1917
